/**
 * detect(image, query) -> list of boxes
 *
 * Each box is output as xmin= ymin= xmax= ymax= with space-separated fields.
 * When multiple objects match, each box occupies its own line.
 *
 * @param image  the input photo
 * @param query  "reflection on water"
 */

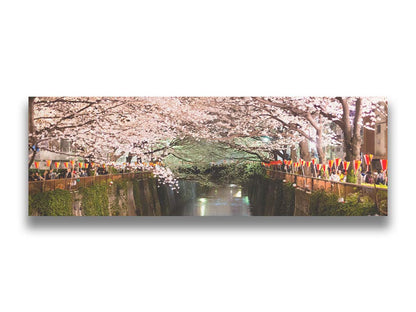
xmin=177 ymin=184 xmax=251 ymax=216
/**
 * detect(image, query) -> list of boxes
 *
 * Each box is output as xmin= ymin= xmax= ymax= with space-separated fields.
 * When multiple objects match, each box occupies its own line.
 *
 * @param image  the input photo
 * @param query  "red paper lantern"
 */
xmin=335 ymin=158 xmax=341 ymax=168
xmin=380 ymin=159 xmax=388 ymax=171
xmin=364 ymin=154 xmax=373 ymax=166
xmin=343 ymin=161 xmax=350 ymax=171
xmin=354 ymin=160 xmax=362 ymax=172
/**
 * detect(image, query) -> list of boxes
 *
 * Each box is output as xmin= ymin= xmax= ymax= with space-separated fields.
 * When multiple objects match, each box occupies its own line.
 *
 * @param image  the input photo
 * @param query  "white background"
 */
xmin=1 ymin=1 xmax=414 ymax=311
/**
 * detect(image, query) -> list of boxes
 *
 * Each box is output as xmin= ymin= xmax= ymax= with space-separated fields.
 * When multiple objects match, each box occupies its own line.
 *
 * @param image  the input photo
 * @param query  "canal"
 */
xmin=174 ymin=183 xmax=251 ymax=216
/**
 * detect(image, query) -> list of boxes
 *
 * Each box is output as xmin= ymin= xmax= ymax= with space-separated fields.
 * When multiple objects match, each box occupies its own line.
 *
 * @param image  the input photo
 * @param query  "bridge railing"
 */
xmin=265 ymin=169 xmax=387 ymax=201
xmin=28 ymin=171 xmax=153 ymax=195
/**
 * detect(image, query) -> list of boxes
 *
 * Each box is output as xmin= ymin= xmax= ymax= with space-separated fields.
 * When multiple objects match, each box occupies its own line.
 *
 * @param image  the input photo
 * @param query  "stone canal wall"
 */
xmin=29 ymin=177 xmax=178 ymax=216
xmin=248 ymin=176 xmax=387 ymax=216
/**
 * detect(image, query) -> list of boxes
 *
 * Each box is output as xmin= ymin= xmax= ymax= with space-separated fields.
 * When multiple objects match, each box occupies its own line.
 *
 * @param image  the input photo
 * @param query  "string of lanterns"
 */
xmin=262 ymin=154 xmax=387 ymax=176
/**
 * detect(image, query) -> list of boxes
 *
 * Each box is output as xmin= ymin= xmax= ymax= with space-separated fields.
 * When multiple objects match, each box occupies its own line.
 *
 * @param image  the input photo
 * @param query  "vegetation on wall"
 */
xmin=110 ymin=180 xmax=128 ymax=216
xmin=309 ymin=190 xmax=379 ymax=216
xmin=29 ymin=189 xmax=73 ymax=216
xmin=80 ymin=184 xmax=109 ymax=216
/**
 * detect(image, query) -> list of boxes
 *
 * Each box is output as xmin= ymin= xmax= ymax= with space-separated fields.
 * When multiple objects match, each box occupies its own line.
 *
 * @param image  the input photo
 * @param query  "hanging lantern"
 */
xmin=354 ymin=160 xmax=362 ymax=172
xmin=364 ymin=154 xmax=373 ymax=166
xmin=34 ymin=161 xmax=39 ymax=169
xmin=64 ymin=162 xmax=69 ymax=168
xmin=328 ymin=160 xmax=334 ymax=170
xmin=46 ymin=160 xmax=51 ymax=167
xmin=343 ymin=161 xmax=350 ymax=171
xmin=54 ymin=162 xmax=60 ymax=169
xmin=380 ymin=159 xmax=388 ymax=171
xmin=335 ymin=158 xmax=342 ymax=168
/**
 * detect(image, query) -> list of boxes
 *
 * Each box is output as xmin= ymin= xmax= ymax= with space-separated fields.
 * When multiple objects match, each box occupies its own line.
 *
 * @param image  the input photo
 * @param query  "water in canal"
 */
xmin=171 ymin=182 xmax=252 ymax=216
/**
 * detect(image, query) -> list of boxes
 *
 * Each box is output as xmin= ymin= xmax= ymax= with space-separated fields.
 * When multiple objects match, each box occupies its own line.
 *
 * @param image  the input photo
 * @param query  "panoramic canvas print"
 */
xmin=28 ymin=97 xmax=388 ymax=216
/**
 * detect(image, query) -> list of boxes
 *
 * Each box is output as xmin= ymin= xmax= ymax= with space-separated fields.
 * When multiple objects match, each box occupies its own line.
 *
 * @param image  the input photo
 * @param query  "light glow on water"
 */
xmin=234 ymin=190 xmax=242 ymax=198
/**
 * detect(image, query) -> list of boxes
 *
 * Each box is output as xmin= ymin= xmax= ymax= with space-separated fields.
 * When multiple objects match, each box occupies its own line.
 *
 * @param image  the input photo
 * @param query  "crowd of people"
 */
xmin=29 ymin=167 xmax=109 ymax=181
xmin=278 ymin=164 xmax=388 ymax=186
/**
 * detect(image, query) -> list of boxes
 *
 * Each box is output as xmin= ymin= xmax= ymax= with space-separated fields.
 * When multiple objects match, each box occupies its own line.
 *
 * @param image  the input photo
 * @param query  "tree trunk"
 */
xmin=28 ymin=97 xmax=36 ymax=169
xmin=351 ymin=98 xmax=362 ymax=161
xmin=299 ymin=139 xmax=311 ymax=175
xmin=316 ymin=128 xmax=325 ymax=163
xmin=299 ymin=140 xmax=311 ymax=161
xmin=337 ymin=97 xmax=362 ymax=161
xmin=290 ymin=145 xmax=297 ymax=162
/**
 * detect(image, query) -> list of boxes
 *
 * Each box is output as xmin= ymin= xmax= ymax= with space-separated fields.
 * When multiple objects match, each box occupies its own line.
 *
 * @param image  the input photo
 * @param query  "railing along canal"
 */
xmin=28 ymin=171 xmax=153 ymax=194
xmin=265 ymin=168 xmax=387 ymax=200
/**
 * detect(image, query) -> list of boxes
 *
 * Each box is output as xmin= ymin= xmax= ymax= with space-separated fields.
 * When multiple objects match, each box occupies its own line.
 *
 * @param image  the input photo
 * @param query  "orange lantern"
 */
xmin=335 ymin=158 xmax=341 ymax=168
xmin=343 ymin=161 xmax=350 ymax=171
xmin=354 ymin=160 xmax=362 ymax=173
xmin=364 ymin=154 xmax=373 ymax=166
xmin=46 ymin=160 xmax=51 ymax=167
xmin=380 ymin=159 xmax=388 ymax=171
xmin=34 ymin=161 xmax=39 ymax=169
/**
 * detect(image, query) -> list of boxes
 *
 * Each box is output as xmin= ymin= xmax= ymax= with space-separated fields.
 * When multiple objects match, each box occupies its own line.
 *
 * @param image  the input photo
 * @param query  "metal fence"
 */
xmin=28 ymin=171 xmax=153 ymax=194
